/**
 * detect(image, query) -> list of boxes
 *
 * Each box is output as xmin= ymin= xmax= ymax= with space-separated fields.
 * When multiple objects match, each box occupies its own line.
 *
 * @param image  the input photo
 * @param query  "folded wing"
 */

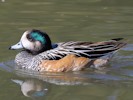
xmin=39 ymin=38 xmax=126 ymax=60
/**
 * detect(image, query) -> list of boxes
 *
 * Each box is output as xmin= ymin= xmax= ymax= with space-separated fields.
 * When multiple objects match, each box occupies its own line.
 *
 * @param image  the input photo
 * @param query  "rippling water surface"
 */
xmin=0 ymin=0 xmax=133 ymax=100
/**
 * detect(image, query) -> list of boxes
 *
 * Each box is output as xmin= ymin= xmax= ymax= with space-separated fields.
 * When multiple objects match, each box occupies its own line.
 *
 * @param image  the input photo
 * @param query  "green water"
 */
xmin=0 ymin=0 xmax=133 ymax=100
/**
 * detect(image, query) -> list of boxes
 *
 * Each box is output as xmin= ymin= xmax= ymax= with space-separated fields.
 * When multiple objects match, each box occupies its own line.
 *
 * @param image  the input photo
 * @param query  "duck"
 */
xmin=9 ymin=29 xmax=126 ymax=72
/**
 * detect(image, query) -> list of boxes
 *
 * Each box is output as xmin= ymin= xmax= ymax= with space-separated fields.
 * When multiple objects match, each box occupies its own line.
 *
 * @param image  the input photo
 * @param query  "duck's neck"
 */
xmin=25 ymin=45 xmax=52 ymax=55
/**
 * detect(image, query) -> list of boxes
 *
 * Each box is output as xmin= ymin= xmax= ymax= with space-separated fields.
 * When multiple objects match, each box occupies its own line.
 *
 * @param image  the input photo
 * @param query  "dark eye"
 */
xmin=27 ymin=34 xmax=34 ymax=42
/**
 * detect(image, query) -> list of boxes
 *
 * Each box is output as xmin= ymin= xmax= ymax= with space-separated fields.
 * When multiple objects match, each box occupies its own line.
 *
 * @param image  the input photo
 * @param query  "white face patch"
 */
xmin=20 ymin=30 xmax=42 ymax=51
xmin=21 ymin=31 xmax=35 ymax=51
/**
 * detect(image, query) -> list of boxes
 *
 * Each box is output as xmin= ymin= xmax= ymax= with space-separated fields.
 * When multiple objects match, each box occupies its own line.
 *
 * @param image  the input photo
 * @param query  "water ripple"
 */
xmin=121 ymin=44 xmax=133 ymax=51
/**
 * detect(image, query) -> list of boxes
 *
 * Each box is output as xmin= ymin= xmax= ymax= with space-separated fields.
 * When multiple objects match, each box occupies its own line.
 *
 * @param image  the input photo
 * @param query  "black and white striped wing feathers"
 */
xmin=39 ymin=40 xmax=126 ymax=60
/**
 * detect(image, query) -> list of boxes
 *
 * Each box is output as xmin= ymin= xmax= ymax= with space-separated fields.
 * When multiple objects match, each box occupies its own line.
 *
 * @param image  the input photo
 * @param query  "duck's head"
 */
xmin=9 ymin=29 xmax=52 ymax=55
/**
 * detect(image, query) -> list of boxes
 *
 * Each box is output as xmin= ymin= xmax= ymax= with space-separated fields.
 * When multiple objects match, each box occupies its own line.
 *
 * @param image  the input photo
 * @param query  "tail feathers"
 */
xmin=73 ymin=40 xmax=127 ymax=59
xmin=111 ymin=38 xmax=124 ymax=41
xmin=87 ymin=42 xmax=126 ymax=58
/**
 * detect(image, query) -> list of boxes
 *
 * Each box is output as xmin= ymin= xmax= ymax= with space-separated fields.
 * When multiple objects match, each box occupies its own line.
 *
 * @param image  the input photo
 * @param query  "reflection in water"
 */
xmin=1 ymin=0 xmax=5 ymax=2
xmin=121 ymin=44 xmax=133 ymax=51
xmin=15 ymin=69 xmax=90 ymax=85
xmin=11 ymin=77 xmax=120 ymax=99
xmin=11 ymin=69 xmax=133 ymax=99
xmin=12 ymin=79 xmax=48 ymax=98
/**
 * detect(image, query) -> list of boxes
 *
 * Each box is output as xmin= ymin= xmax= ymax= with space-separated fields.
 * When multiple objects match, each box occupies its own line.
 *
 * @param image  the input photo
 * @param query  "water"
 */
xmin=0 ymin=0 xmax=133 ymax=100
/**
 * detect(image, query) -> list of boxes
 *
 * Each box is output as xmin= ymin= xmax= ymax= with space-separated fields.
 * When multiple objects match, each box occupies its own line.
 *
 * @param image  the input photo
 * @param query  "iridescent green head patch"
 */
xmin=31 ymin=32 xmax=46 ymax=44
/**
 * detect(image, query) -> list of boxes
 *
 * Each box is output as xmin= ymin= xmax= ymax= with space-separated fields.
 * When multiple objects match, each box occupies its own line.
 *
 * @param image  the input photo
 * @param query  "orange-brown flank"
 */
xmin=39 ymin=54 xmax=91 ymax=72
